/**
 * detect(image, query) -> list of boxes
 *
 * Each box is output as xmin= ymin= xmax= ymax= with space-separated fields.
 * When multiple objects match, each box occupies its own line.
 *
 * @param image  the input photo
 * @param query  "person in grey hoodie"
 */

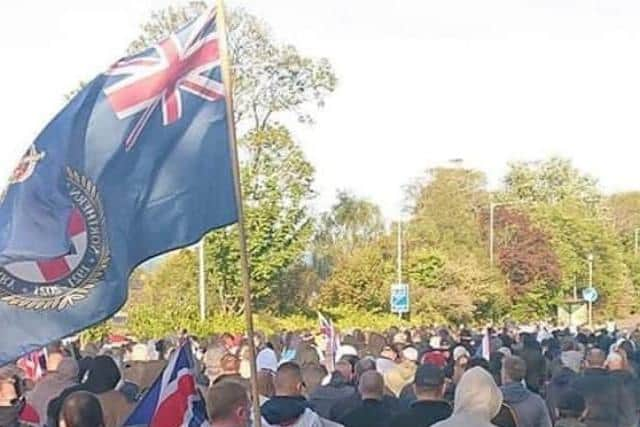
xmin=500 ymin=356 xmax=552 ymax=427
xmin=431 ymin=367 xmax=503 ymax=427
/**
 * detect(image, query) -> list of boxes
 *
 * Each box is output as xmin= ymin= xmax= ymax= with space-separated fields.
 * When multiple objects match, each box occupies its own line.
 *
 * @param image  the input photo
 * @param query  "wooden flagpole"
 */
xmin=216 ymin=2 xmax=262 ymax=425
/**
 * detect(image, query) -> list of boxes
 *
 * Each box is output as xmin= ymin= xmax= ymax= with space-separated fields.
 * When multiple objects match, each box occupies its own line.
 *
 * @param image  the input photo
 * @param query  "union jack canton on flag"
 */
xmin=124 ymin=344 xmax=209 ymax=427
xmin=0 ymin=6 xmax=237 ymax=364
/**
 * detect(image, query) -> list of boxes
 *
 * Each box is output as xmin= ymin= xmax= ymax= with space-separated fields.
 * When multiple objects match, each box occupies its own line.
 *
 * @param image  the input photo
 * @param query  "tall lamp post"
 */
xmin=198 ymin=239 xmax=206 ymax=321
xmin=587 ymin=253 xmax=594 ymax=329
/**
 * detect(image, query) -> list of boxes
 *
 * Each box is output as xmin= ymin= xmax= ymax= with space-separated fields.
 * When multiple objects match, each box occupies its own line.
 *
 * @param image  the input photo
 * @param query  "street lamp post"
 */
xmin=397 ymin=221 xmax=404 ymax=320
xmin=198 ymin=239 xmax=206 ymax=321
xmin=587 ymin=253 xmax=594 ymax=329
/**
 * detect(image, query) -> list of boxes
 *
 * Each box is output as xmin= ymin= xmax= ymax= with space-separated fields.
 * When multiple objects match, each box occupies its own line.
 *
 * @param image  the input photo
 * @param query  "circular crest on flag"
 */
xmin=0 ymin=167 xmax=110 ymax=311
xmin=9 ymin=146 xmax=46 ymax=184
xmin=0 ymin=145 xmax=46 ymax=204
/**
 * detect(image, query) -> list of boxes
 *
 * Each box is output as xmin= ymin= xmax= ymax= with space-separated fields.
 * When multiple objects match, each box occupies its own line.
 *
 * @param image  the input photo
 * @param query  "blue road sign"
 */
xmin=391 ymin=283 xmax=410 ymax=313
xmin=582 ymin=287 xmax=598 ymax=303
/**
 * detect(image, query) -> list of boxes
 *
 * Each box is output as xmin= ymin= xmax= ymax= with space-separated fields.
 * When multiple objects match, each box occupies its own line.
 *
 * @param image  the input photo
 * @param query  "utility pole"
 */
xmin=198 ymin=239 xmax=206 ymax=321
xmin=397 ymin=221 xmax=402 ymax=320
xmin=587 ymin=253 xmax=594 ymax=329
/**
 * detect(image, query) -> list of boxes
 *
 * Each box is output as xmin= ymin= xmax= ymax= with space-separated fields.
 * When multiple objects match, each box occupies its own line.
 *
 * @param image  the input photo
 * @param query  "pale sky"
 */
xmin=2 ymin=0 xmax=640 ymax=219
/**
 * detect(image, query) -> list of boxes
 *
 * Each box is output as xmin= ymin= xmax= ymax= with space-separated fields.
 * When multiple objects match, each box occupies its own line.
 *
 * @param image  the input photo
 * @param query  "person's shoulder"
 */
xmin=320 ymin=416 xmax=344 ymax=427
xmin=528 ymin=392 xmax=552 ymax=416
xmin=388 ymin=410 xmax=412 ymax=427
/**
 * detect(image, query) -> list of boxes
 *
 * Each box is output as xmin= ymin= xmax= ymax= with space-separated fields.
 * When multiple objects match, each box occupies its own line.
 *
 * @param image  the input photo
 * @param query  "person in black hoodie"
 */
xmin=308 ymin=360 xmax=356 ymax=419
xmin=546 ymin=348 xmax=581 ymax=422
xmin=605 ymin=352 xmax=640 ymax=426
xmin=339 ymin=371 xmax=391 ymax=427
xmin=573 ymin=348 xmax=637 ymax=427
xmin=260 ymin=362 xmax=325 ymax=427
xmin=47 ymin=356 xmax=132 ymax=427
xmin=389 ymin=364 xmax=452 ymax=427
xmin=518 ymin=334 xmax=546 ymax=394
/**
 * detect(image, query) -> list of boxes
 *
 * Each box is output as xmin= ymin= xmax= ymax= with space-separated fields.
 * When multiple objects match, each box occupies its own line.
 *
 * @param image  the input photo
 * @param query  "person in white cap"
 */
xmin=451 ymin=347 xmax=470 ymax=386
xmin=335 ymin=346 xmax=358 ymax=364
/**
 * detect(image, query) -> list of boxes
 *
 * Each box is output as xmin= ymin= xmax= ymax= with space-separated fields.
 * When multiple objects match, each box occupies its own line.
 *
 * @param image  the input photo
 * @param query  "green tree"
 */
xmin=205 ymin=125 xmax=316 ymax=314
xmin=406 ymin=248 xmax=506 ymax=324
xmin=318 ymin=241 xmax=394 ymax=312
xmin=127 ymin=250 xmax=201 ymax=338
xmin=401 ymin=167 xmax=507 ymax=322
xmin=605 ymin=193 xmax=640 ymax=305
xmin=533 ymin=201 xmax=635 ymax=316
xmin=405 ymin=167 xmax=489 ymax=257
xmin=607 ymin=192 xmax=640 ymax=251
xmin=502 ymin=158 xmax=600 ymax=206
xmin=313 ymin=190 xmax=385 ymax=279
xmin=127 ymin=3 xmax=337 ymax=129
xmin=500 ymin=159 xmax=636 ymax=317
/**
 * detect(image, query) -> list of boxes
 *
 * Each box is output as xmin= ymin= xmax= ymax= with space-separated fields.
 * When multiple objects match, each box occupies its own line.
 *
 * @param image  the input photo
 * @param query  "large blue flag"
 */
xmin=0 ymin=8 xmax=237 ymax=364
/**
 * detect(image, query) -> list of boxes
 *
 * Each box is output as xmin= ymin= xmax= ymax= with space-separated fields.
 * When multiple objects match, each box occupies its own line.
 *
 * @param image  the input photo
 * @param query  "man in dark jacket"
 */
xmin=573 ymin=348 xmax=637 ymax=427
xmin=518 ymin=334 xmax=547 ymax=394
xmin=0 ymin=365 xmax=29 ymax=427
xmin=500 ymin=356 xmax=552 ymax=427
xmin=340 ymin=371 xmax=391 ymax=427
xmin=58 ymin=391 xmax=106 ymax=427
xmin=389 ymin=364 xmax=452 ymax=427
xmin=261 ymin=362 xmax=325 ymax=427
xmin=607 ymin=352 xmax=640 ymax=419
xmin=329 ymin=358 xmax=399 ymax=421
xmin=309 ymin=360 xmax=356 ymax=419
xmin=546 ymin=351 xmax=580 ymax=422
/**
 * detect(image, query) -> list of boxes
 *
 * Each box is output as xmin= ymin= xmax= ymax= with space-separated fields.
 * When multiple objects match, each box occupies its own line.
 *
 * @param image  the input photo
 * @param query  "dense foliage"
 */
xmin=119 ymin=5 xmax=640 ymax=335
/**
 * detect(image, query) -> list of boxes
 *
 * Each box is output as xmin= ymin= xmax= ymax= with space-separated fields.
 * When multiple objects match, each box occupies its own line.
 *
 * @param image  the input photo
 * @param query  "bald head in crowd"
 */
xmin=585 ymin=348 xmax=606 ymax=369
xmin=355 ymin=358 xmax=376 ymax=380
xmin=502 ymin=356 xmax=527 ymax=384
xmin=59 ymin=391 xmax=105 ymax=427
xmin=275 ymin=362 xmax=305 ymax=397
xmin=302 ymin=364 xmax=327 ymax=396
xmin=358 ymin=371 xmax=384 ymax=400
xmin=334 ymin=360 xmax=353 ymax=383
xmin=207 ymin=381 xmax=250 ymax=426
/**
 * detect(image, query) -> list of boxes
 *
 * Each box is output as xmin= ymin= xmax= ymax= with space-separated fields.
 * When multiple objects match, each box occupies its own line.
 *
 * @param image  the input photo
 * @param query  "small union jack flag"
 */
xmin=104 ymin=8 xmax=224 ymax=151
xmin=17 ymin=349 xmax=46 ymax=382
xmin=123 ymin=343 xmax=209 ymax=427
xmin=318 ymin=311 xmax=339 ymax=371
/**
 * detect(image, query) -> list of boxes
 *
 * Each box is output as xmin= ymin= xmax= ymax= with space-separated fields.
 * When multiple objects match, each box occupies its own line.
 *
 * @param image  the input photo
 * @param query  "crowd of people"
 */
xmin=1 ymin=324 xmax=640 ymax=427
